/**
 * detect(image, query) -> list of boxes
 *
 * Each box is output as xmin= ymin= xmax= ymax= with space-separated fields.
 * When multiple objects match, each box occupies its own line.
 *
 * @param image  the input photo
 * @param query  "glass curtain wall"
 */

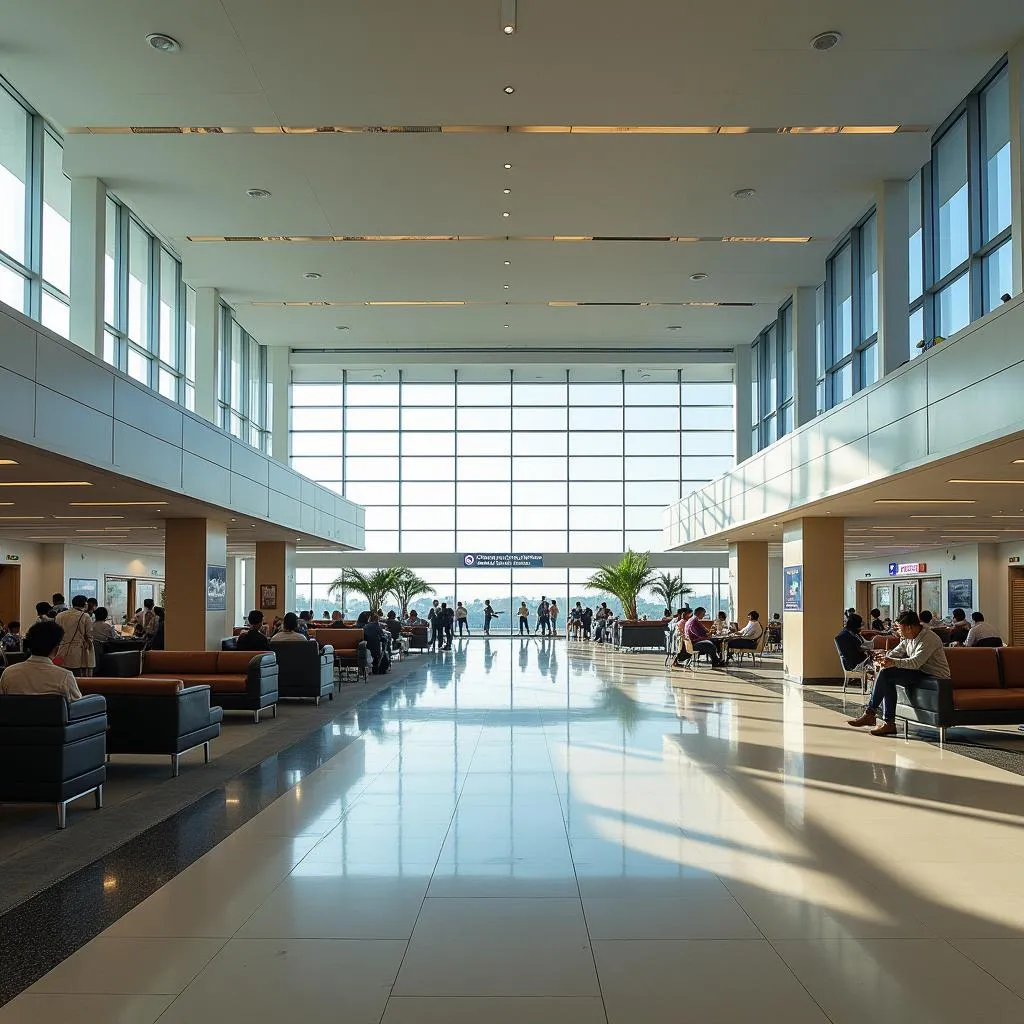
xmin=103 ymin=195 xmax=196 ymax=408
xmin=217 ymin=305 xmax=271 ymax=452
xmin=0 ymin=75 xmax=70 ymax=333
xmin=750 ymin=300 xmax=794 ymax=451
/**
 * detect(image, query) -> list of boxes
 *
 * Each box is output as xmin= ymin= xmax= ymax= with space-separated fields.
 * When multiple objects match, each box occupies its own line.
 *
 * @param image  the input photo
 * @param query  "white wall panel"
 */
xmin=182 ymin=417 xmax=232 ymax=469
xmin=0 ymin=368 xmax=37 ymax=439
xmin=182 ymin=453 xmax=231 ymax=505
xmin=35 ymin=387 xmax=113 ymax=463
xmin=36 ymin=334 xmax=114 ymax=416
xmin=114 ymin=378 xmax=183 ymax=448
xmin=0 ymin=310 xmax=37 ymax=379
xmin=231 ymin=441 xmax=269 ymax=488
xmin=113 ymin=421 xmax=183 ymax=490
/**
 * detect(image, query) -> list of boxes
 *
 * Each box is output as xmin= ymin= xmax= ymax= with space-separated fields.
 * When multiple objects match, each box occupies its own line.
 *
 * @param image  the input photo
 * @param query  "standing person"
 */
xmin=427 ymin=599 xmax=441 ymax=650
xmin=549 ymin=600 xmax=560 ymax=637
xmin=568 ymin=602 xmax=582 ymax=640
xmin=150 ymin=607 xmax=166 ymax=651
xmin=85 ymin=597 xmax=98 ymax=619
xmin=582 ymin=605 xmax=594 ymax=640
xmin=34 ymin=602 xmax=52 ymax=625
xmin=517 ymin=601 xmax=529 ymax=635
xmin=455 ymin=601 xmax=469 ymax=636
xmin=536 ymin=596 xmax=550 ymax=636
xmin=55 ymin=595 xmax=96 ymax=677
xmin=1 ymin=620 xmax=21 ymax=653
xmin=50 ymin=593 xmax=68 ymax=616
xmin=483 ymin=600 xmax=500 ymax=635
xmin=441 ymin=602 xmax=455 ymax=650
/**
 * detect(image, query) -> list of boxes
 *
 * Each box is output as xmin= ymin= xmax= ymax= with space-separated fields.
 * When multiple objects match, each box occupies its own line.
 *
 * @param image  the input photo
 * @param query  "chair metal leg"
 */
xmin=271 ymin=704 xmax=278 ymax=719
xmin=203 ymin=741 xmax=211 ymax=764
xmin=171 ymin=753 xmax=180 ymax=777
xmin=95 ymin=784 xmax=104 ymax=809
xmin=902 ymin=719 xmax=909 ymax=740
xmin=253 ymin=709 xmax=260 ymax=723
xmin=57 ymin=801 xmax=67 ymax=829
xmin=939 ymin=726 xmax=947 ymax=744
xmin=315 ymin=697 xmax=320 ymax=707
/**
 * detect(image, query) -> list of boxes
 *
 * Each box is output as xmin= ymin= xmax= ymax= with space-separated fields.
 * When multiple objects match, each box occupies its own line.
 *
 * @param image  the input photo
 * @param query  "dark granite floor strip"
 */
xmin=0 ymin=656 xmax=433 ymax=1007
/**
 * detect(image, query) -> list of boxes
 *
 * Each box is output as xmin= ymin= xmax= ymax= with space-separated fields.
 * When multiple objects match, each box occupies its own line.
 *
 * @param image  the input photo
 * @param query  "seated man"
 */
xmin=848 ymin=610 xmax=950 ymax=737
xmin=965 ymin=611 xmax=1000 ymax=647
xmin=948 ymin=607 xmax=970 ymax=645
xmin=1 ymin=620 xmax=22 ymax=652
xmin=0 ymin=620 xmax=82 ymax=700
xmin=362 ymin=613 xmax=391 ymax=673
xmin=670 ymin=608 xmax=692 ymax=667
xmin=684 ymin=607 xmax=725 ymax=669
xmin=834 ymin=613 xmax=873 ymax=673
xmin=271 ymin=612 xmax=308 ymax=642
xmin=918 ymin=610 xmax=934 ymax=629
xmin=238 ymin=610 xmax=271 ymax=651
xmin=91 ymin=607 xmax=119 ymax=643
xmin=869 ymin=608 xmax=885 ymax=631
xmin=725 ymin=611 xmax=764 ymax=659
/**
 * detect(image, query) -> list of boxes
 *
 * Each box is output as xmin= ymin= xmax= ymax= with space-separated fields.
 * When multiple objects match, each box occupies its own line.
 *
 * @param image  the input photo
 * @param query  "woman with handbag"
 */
xmin=55 ymin=595 xmax=96 ymax=677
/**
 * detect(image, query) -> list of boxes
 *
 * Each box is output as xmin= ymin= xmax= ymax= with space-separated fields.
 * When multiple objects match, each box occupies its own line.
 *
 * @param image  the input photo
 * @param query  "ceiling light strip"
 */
xmin=188 ymin=235 xmax=814 ymax=244
xmin=247 ymin=299 xmax=759 ymax=308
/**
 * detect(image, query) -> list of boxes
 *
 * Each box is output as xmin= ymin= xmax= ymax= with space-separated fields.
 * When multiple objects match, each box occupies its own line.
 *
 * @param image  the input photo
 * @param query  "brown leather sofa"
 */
xmin=896 ymin=646 xmax=1024 ymax=741
xmin=97 ymin=650 xmax=279 ymax=722
xmin=310 ymin=628 xmax=366 ymax=678
xmin=79 ymin=677 xmax=223 ymax=776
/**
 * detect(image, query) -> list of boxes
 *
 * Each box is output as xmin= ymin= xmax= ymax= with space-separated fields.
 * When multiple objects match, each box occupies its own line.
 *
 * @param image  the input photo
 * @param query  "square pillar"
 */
xmin=192 ymin=287 xmax=220 ymax=423
xmin=164 ymin=518 xmax=228 ymax=650
xmin=876 ymin=179 xmax=910 ymax=376
xmin=792 ymin=286 xmax=818 ymax=427
xmin=782 ymin=517 xmax=845 ymax=684
xmin=69 ymin=177 xmax=106 ymax=357
xmin=255 ymin=541 xmax=296 ymax=621
xmin=728 ymin=541 xmax=769 ymax=623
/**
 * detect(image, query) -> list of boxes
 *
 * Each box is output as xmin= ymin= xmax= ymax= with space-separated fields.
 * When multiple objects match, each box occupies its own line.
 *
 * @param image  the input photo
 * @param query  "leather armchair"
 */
xmin=271 ymin=640 xmax=336 ymax=703
xmin=0 ymin=693 xmax=107 ymax=828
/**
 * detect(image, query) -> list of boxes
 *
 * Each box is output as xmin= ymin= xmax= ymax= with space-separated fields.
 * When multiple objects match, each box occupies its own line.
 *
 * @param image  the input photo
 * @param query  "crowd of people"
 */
xmin=666 ymin=606 xmax=764 ymax=669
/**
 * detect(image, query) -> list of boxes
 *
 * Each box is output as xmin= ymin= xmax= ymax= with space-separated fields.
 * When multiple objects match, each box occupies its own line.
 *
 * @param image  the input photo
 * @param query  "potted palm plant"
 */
xmin=329 ymin=567 xmax=401 ymax=615
xmin=389 ymin=567 xmax=435 ymax=619
xmin=585 ymin=550 xmax=655 ymax=622
xmin=649 ymin=571 xmax=693 ymax=615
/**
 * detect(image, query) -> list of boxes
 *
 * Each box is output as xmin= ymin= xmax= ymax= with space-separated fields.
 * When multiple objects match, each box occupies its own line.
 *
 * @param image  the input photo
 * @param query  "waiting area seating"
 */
xmin=614 ymin=620 xmax=671 ymax=651
xmin=896 ymin=646 xmax=1024 ymax=741
xmin=309 ymin=628 xmax=367 ymax=679
xmin=270 ymin=641 xmax=336 ymax=703
xmin=78 ymin=677 xmax=223 ymax=777
xmin=0 ymin=693 xmax=108 ymax=828
xmin=96 ymin=650 xmax=279 ymax=722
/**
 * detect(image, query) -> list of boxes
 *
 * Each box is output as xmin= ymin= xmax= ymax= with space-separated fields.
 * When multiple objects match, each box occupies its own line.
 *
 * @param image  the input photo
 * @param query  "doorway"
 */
xmin=1009 ymin=566 xmax=1024 ymax=646
xmin=0 ymin=564 xmax=20 ymax=624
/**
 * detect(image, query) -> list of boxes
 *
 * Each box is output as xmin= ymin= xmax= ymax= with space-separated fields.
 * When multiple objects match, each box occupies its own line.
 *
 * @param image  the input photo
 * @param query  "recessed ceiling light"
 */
xmin=304 ymin=272 xmax=322 ymax=280
xmin=335 ymin=325 xmax=349 ymax=331
xmin=666 ymin=325 xmax=683 ymax=330
xmin=503 ymin=188 xmax=511 ymax=194
xmin=949 ymin=479 xmax=1024 ymax=484
xmin=246 ymin=188 xmax=272 ymax=199
xmin=503 ymin=284 xmax=510 ymax=289
xmin=146 ymin=32 xmax=181 ymax=53
xmin=501 ymin=0 xmax=517 ymax=34
xmin=503 ymin=24 xmax=515 ymax=34
xmin=0 ymin=459 xmax=18 ymax=466
xmin=689 ymin=272 xmax=708 ymax=281
xmin=504 ymin=324 xmax=511 ymax=328
xmin=0 ymin=481 xmax=92 ymax=488
xmin=69 ymin=501 xmax=163 ymax=507
xmin=504 ymin=163 xmax=512 ymax=169
xmin=504 ymin=260 xmax=511 ymax=265
xmin=810 ymin=30 xmax=843 ymax=51
xmin=502 ymin=211 xmax=511 ymax=217
xmin=504 ymin=85 xmax=515 ymax=94
xmin=732 ymin=188 xmax=757 ymax=200
xmin=874 ymin=499 xmax=975 ymax=505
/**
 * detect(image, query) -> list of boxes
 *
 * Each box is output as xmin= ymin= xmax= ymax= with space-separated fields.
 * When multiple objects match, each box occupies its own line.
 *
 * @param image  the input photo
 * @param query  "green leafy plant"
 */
xmin=329 ymin=567 xmax=402 ymax=614
xmin=649 ymin=571 xmax=693 ymax=613
xmin=390 ymin=567 xmax=435 ymax=619
xmin=585 ymin=550 xmax=656 ymax=621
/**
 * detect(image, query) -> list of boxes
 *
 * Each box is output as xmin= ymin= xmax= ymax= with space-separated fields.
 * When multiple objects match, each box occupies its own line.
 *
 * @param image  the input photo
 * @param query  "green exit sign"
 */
xmin=5 ymin=554 xmax=19 ymax=562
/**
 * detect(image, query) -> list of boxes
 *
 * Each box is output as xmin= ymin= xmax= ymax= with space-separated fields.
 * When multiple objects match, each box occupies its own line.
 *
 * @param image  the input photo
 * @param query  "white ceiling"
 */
xmin=1 ymin=0 xmax=1021 ymax=353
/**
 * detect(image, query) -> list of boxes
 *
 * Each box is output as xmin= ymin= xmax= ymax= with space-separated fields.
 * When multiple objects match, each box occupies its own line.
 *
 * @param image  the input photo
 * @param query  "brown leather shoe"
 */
xmin=847 ymin=711 xmax=877 ymax=728
xmin=870 ymin=721 xmax=898 ymax=737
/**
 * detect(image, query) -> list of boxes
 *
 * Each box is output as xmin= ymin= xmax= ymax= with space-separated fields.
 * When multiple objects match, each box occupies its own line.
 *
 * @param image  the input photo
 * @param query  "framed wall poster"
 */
xmin=947 ymin=578 xmax=973 ymax=611
xmin=206 ymin=565 xmax=227 ymax=611
xmin=68 ymin=578 xmax=98 ymax=601
xmin=260 ymin=583 xmax=278 ymax=610
xmin=783 ymin=565 xmax=803 ymax=611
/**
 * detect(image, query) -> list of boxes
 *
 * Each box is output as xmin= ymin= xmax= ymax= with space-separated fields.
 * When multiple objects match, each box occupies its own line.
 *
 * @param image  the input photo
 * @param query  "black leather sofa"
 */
xmin=271 ymin=641 xmax=336 ymax=703
xmin=80 ymin=678 xmax=223 ymax=777
xmin=0 ymin=693 xmax=108 ymax=828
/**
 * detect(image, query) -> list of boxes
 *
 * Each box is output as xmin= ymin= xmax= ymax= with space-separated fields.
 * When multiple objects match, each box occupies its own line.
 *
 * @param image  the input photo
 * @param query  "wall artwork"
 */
xmin=947 ymin=578 xmax=974 ymax=611
xmin=783 ymin=565 xmax=803 ymax=611
xmin=260 ymin=583 xmax=278 ymax=610
xmin=68 ymin=578 xmax=98 ymax=601
xmin=206 ymin=565 xmax=227 ymax=611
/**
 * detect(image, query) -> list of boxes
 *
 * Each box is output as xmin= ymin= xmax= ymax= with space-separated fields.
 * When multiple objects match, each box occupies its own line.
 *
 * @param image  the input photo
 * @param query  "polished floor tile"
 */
xmin=13 ymin=647 xmax=1024 ymax=1023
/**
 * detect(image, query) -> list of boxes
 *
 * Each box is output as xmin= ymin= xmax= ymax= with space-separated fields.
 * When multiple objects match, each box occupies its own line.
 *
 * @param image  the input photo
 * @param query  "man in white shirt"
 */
xmin=270 ymin=612 xmax=310 ymax=642
xmin=0 ymin=620 xmax=82 ymax=701
xmin=848 ymin=610 xmax=950 ymax=737
xmin=724 ymin=611 xmax=764 ymax=660
xmin=965 ymin=612 xmax=1000 ymax=647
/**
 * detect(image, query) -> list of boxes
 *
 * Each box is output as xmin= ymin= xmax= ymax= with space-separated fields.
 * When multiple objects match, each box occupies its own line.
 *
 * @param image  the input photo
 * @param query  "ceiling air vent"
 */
xmin=130 ymin=126 xmax=184 ymax=134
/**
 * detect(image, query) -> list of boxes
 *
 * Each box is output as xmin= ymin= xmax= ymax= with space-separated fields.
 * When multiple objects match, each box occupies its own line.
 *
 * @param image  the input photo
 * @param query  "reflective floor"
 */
xmin=7 ymin=637 xmax=1024 ymax=1023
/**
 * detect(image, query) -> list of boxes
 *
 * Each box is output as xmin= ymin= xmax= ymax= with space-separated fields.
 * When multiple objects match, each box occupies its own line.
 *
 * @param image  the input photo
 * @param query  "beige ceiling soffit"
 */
xmin=187 ymin=235 xmax=815 ymax=244
xmin=68 ymin=124 xmax=928 ymax=136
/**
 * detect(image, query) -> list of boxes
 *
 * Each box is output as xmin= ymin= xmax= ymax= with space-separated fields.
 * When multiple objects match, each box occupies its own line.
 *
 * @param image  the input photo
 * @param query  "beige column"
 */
xmin=782 ymin=517 xmax=845 ymax=684
xmin=255 ymin=541 xmax=296 ymax=621
xmin=728 ymin=541 xmax=769 ymax=622
xmin=164 ymin=518 xmax=228 ymax=650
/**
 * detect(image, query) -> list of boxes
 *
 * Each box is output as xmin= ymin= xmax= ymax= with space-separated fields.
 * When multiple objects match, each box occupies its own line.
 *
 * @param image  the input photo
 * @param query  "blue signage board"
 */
xmin=783 ymin=565 xmax=803 ymax=611
xmin=462 ymin=553 xmax=544 ymax=569
xmin=888 ymin=562 xmax=899 ymax=576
